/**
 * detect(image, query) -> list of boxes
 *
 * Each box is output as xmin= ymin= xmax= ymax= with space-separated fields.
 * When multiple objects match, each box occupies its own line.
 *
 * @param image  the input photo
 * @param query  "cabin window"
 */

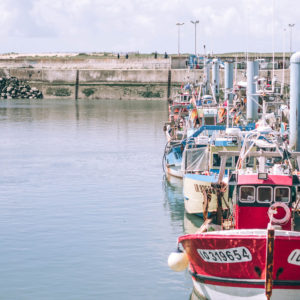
xmin=213 ymin=154 xmax=233 ymax=168
xmin=274 ymin=187 xmax=290 ymax=203
xmin=174 ymin=152 xmax=181 ymax=160
xmin=226 ymin=157 xmax=233 ymax=167
xmin=235 ymin=156 xmax=239 ymax=165
xmin=257 ymin=186 xmax=272 ymax=203
xmin=212 ymin=154 xmax=221 ymax=167
xmin=246 ymin=157 xmax=255 ymax=168
xmin=239 ymin=186 xmax=255 ymax=203
xmin=204 ymin=117 xmax=215 ymax=125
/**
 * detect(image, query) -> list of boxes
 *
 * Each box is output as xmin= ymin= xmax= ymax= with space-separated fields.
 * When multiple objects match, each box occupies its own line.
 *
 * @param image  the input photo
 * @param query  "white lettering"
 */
xmin=197 ymin=247 xmax=252 ymax=263
xmin=288 ymin=250 xmax=300 ymax=266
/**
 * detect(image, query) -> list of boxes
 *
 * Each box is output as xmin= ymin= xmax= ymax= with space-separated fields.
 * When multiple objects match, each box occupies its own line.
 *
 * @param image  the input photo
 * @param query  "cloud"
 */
xmin=0 ymin=0 xmax=298 ymax=53
xmin=0 ymin=0 xmax=18 ymax=36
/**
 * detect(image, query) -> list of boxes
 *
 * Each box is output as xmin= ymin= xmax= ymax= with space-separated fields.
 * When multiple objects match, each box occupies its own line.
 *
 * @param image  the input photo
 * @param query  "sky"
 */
xmin=0 ymin=0 xmax=299 ymax=55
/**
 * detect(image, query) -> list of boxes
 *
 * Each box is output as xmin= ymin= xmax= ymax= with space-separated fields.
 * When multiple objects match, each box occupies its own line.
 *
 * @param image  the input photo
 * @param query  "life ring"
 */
xmin=268 ymin=202 xmax=291 ymax=225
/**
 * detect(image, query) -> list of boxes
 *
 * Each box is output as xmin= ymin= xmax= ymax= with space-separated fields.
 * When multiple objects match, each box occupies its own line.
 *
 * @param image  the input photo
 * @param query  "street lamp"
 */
xmin=281 ymin=28 xmax=287 ymax=94
xmin=176 ymin=22 xmax=184 ymax=56
xmin=190 ymin=20 xmax=199 ymax=56
xmin=288 ymin=23 xmax=295 ymax=56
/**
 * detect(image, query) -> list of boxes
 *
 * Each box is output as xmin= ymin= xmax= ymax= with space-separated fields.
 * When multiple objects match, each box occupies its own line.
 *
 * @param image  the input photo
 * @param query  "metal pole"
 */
xmin=281 ymin=28 xmax=286 ymax=94
xmin=272 ymin=0 xmax=275 ymax=84
xmin=176 ymin=23 xmax=184 ymax=56
xmin=289 ymin=24 xmax=295 ymax=57
xmin=289 ymin=52 xmax=300 ymax=151
xmin=178 ymin=25 xmax=180 ymax=56
xmin=190 ymin=20 xmax=199 ymax=56
xmin=194 ymin=23 xmax=197 ymax=55
xmin=247 ymin=60 xmax=259 ymax=121
xmin=224 ymin=61 xmax=234 ymax=103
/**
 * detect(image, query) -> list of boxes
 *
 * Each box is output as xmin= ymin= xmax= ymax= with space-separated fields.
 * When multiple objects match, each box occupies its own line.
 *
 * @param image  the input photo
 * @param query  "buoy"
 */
xmin=268 ymin=202 xmax=291 ymax=225
xmin=168 ymin=248 xmax=189 ymax=272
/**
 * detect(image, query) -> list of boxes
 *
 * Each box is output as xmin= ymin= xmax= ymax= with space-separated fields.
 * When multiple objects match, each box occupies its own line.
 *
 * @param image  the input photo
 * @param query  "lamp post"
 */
xmin=288 ymin=23 xmax=295 ymax=57
xmin=281 ymin=28 xmax=287 ymax=95
xmin=176 ymin=22 xmax=184 ymax=56
xmin=190 ymin=20 xmax=199 ymax=56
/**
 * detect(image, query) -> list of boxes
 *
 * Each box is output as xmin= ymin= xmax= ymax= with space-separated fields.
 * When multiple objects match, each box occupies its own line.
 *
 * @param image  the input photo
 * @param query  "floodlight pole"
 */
xmin=288 ymin=23 xmax=295 ymax=56
xmin=176 ymin=22 xmax=184 ymax=56
xmin=191 ymin=20 xmax=199 ymax=56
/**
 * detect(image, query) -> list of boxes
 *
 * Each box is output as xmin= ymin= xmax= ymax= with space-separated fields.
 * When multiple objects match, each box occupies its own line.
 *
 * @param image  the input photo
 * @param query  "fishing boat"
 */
xmin=168 ymin=84 xmax=193 ymax=121
xmin=168 ymin=126 xmax=300 ymax=300
xmin=183 ymin=127 xmax=242 ymax=217
xmin=163 ymin=125 xmax=227 ymax=179
xmin=183 ymin=121 xmax=256 ymax=218
xmin=163 ymin=92 xmax=220 ymax=179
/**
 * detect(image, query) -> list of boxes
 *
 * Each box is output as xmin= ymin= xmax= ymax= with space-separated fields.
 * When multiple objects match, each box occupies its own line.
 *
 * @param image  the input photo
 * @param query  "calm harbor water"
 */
xmin=0 ymin=99 xmax=196 ymax=300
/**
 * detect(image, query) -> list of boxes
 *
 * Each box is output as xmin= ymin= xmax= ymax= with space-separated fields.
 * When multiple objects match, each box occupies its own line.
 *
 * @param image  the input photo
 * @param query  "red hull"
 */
xmin=179 ymin=229 xmax=300 ymax=288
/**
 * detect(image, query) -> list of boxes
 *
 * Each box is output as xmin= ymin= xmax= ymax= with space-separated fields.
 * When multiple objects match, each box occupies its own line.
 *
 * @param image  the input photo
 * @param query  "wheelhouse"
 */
xmin=231 ymin=174 xmax=296 ymax=230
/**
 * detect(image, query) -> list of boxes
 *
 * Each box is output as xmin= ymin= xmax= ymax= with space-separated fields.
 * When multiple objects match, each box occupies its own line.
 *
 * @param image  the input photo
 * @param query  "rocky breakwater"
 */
xmin=0 ymin=77 xmax=43 ymax=99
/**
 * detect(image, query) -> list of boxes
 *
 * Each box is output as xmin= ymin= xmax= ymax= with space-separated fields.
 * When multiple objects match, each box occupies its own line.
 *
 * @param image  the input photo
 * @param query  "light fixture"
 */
xmin=258 ymin=173 xmax=268 ymax=180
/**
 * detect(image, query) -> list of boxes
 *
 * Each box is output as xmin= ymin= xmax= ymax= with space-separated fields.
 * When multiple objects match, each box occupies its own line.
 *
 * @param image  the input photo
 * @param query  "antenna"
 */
xmin=272 ymin=0 xmax=275 ymax=92
xmin=246 ymin=9 xmax=249 ymax=62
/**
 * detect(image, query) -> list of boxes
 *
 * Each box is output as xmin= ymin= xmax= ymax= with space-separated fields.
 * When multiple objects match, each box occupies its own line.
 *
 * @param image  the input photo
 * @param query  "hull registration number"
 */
xmin=288 ymin=249 xmax=300 ymax=266
xmin=197 ymin=247 xmax=252 ymax=263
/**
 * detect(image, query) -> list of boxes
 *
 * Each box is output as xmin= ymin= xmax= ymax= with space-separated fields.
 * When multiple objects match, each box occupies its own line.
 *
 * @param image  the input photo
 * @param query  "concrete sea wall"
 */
xmin=1 ymin=68 xmax=202 ymax=100
xmin=0 ymin=59 xmax=290 ymax=100
xmin=0 ymin=57 xmax=171 ymax=70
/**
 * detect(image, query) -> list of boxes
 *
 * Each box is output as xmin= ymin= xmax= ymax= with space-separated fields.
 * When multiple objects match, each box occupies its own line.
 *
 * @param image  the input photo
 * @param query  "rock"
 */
xmin=0 ymin=76 xmax=43 ymax=100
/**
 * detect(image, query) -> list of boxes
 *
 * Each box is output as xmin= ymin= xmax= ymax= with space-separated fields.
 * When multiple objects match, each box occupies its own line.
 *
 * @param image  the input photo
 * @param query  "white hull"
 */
xmin=193 ymin=279 xmax=300 ymax=300
xmin=183 ymin=174 xmax=228 ymax=215
xmin=166 ymin=166 xmax=183 ymax=179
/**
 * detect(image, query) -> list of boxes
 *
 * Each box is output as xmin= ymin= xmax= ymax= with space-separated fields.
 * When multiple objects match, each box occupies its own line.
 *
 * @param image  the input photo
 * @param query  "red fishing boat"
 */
xmin=169 ymin=129 xmax=300 ymax=299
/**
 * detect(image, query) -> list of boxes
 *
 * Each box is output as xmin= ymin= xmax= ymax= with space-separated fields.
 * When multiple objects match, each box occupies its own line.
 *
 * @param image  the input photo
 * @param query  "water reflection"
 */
xmin=162 ymin=175 xmax=184 ymax=224
xmin=0 ymin=99 xmax=191 ymax=300
xmin=184 ymin=212 xmax=204 ymax=234
xmin=75 ymin=99 xmax=80 ymax=120
xmin=162 ymin=174 xmax=205 ymax=235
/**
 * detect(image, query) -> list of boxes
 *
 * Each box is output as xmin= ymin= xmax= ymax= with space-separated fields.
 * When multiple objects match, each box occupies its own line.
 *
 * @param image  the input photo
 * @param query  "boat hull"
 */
xmin=183 ymin=173 xmax=229 ymax=215
xmin=179 ymin=229 xmax=300 ymax=299
xmin=192 ymin=279 xmax=300 ymax=300
xmin=165 ymin=165 xmax=183 ymax=179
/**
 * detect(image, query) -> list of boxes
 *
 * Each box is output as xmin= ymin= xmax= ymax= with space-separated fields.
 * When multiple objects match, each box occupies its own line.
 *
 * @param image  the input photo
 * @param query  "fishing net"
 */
xmin=181 ymin=147 xmax=209 ymax=172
